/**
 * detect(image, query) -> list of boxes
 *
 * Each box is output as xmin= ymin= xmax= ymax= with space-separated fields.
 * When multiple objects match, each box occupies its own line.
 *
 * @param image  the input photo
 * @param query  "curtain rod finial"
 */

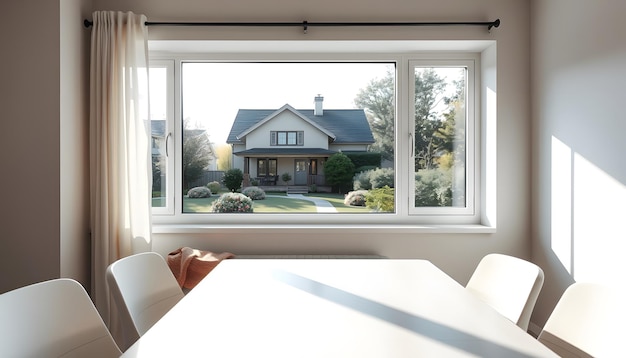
xmin=84 ymin=19 xmax=93 ymax=28
xmin=488 ymin=19 xmax=500 ymax=32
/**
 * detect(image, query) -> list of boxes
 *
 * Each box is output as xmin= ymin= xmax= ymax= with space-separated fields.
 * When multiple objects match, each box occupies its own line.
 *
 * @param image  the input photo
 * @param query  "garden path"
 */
xmin=285 ymin=194 xmax=338 ymax=213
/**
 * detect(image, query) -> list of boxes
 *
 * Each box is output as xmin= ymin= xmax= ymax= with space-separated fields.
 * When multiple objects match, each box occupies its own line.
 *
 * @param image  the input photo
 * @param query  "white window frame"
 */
xmin=408 ymin=59 xmax=478 ymax=217
xmin=150 ymin=59 xmax=176 ymax=215
xmin=149 ymin=41 xmax=496 ymax=233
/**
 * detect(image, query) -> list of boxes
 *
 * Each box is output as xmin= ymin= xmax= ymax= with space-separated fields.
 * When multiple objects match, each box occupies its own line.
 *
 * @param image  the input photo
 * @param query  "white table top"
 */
xmin=122 ymin=259 xmax=558 ymax=357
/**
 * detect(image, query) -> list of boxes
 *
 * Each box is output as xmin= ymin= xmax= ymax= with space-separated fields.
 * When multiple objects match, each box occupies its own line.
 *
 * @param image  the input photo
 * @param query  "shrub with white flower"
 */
xmin=242 ymin=186 xmax=266 ymax=200
xmin=211 ymin=192 xmax=254 ymax=213
xmin=344 ymin=190 xmax=368 ymax=206
xmin=187 ymin=186 xmax=212 ymax=198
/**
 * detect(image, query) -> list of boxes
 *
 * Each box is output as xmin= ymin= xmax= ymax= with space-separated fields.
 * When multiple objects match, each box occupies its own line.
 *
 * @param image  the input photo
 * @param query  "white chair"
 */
xmin=106 ymin=252 xmax=184 ymax=349
xmin=465 ymin=253 xmax=544 ymax=331
xmin=538 ymin=282 xmax=625 ymax=357
xmin=0 ymin=278 xmax=121 ymax=358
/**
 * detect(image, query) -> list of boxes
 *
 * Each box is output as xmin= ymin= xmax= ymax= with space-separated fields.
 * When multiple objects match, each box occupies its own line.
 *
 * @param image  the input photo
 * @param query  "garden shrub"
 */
xmin=211 ymin=192 xmax=253 ymax=213
xmin=369 ymin=167 xmax=395 ymax=189
xmin=414 ymin=169 xmax=452 ymax=207
xmin=242 ymin=186 xmax=266 ymax=200
xmin=325 ymin=152 xmax=356 ymax=193
xmin=206 ymin=181 xmax=221 ymax=194
xmin=353 ymin=170 xmax=372 ymax=190
xmin=222 ymin=168 xmax=243 ymax=192
xmin=187 ymin=186 xmax=212 ymax=198
xmin=344 ymin=190 xmax=368 ymax=206
xmin=366 ymin=186 xmax=394 ymax=212
xmin=353 ymin=167 xmax=395 ymax=190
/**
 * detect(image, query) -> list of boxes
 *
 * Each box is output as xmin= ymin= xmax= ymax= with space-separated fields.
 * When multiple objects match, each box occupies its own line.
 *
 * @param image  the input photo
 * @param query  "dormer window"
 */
xmin=271 ymin=131 xmax=303 ymax=146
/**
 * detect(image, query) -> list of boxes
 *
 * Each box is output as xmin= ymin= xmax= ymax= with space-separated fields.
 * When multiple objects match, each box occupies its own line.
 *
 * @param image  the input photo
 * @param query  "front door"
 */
xmin=294 ymin=159 xmax=308 ymax=185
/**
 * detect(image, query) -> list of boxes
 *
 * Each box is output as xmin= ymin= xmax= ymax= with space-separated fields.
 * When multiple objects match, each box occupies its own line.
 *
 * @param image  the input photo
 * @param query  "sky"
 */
xmin=177 ymin=62 xmax=394 ymax=146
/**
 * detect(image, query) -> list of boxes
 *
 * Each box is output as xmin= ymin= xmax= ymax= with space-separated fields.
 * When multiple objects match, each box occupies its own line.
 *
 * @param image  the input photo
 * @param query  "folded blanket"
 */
xmin=167 ymin=247 xmax=236 ymax=289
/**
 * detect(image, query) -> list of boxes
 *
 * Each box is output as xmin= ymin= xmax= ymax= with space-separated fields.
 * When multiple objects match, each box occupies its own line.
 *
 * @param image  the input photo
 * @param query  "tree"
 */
xmin=414 ymin=68 xmax=447 ymax=170
xmin=324 ymin=153 xmax=356 ymax=194
xmin=354 ymin=71 xmax=395 ymax=161
xmin=182 ymin=121 xmax=212 ymax=190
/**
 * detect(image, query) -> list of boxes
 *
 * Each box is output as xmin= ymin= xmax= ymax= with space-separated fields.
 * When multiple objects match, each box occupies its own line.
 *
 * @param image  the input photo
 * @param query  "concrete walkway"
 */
xmin=285 ymin=194 xmax=338 ymax=213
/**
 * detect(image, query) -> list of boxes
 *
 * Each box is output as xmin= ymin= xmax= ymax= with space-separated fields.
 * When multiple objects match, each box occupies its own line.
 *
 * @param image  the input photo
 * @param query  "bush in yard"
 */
xmin=369 ymin=167 xmax=395 ymax=189
xmin=206 ymin=181 xmax=221 ymax=194
xmin=222 ymin=168 xmax=244 ymax=192
xmin=366 ymin=186 xmax=394 ymax=212
xmin=187 ymin=186 xmax=212 ymax=198
xmin=344 ymin=190 xmax=368 ymax=206
xmin=242 ymin=186 xmax=266 ymax=200
xmin=353 ymin=170 xmax=372 ymax=190
xmin=211 ymin=192 xmax=254 ymax=213
xmin=414 ymin=169 xmax=452 ymax=207
xmin=325 ymin=152 xmax=356 ymax=194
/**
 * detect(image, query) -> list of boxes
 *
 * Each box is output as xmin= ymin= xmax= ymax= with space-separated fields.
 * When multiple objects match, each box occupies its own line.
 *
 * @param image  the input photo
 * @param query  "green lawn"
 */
xmin=175 ymin=191 xmax=371 ymax=213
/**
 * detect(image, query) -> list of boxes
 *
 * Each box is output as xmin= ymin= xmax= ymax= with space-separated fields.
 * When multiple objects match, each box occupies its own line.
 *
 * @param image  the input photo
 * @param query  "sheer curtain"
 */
xmin=89 ymin=10 xmax=152 ymax=348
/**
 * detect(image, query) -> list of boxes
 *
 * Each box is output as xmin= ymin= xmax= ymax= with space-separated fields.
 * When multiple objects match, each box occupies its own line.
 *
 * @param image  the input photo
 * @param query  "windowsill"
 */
xmin=152 ymin=223 xmax=496 ymax=235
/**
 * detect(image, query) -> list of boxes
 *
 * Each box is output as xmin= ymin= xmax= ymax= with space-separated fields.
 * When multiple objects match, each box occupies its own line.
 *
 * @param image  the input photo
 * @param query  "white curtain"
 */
xmin=89 ymin=10 xmax=152 ymax=349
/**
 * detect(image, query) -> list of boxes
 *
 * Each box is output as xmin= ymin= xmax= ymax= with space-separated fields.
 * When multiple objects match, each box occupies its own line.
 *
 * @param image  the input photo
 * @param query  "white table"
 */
xmin=122 ymin=259 xmax=558 ymax=357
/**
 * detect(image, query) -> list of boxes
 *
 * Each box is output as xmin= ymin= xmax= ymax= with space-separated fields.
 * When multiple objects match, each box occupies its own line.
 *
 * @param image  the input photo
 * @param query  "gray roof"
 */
xmin=226 ymin=108 xmax=374 ymax=145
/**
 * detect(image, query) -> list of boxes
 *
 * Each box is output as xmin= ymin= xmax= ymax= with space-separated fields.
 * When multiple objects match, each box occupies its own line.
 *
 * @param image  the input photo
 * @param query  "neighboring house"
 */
xmin=226 ymin=96 xmax=374 ymax=187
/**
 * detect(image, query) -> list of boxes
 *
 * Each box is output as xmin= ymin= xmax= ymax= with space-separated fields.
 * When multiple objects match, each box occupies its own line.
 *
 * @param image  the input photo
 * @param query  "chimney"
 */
xmin=314 ymin=95 xmax=324 ymax=116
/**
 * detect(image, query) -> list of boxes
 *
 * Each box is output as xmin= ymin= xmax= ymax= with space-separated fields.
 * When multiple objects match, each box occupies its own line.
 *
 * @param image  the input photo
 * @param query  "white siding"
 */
xmin=244 ymin=111 xmax=329 ymax=150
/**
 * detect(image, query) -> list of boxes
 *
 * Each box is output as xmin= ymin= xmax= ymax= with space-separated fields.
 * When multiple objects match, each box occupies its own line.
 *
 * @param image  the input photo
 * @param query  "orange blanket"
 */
xmin=167 ymin=247 xmax=236 ymax=289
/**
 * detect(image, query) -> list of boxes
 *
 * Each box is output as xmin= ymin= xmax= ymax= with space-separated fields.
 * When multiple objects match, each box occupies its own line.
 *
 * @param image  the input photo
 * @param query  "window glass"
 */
xmin=180 ymin=62 xmax=395 ymax=214
xmin=148 ymin=63 xmax=174 ymax=213
xmin=409 ymin=61 xmax=474 ymax=215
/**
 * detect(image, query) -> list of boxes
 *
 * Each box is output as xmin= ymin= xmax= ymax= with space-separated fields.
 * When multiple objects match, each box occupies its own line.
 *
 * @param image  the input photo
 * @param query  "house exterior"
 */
xmin=226 ymin=96 xmax=374 ymax=188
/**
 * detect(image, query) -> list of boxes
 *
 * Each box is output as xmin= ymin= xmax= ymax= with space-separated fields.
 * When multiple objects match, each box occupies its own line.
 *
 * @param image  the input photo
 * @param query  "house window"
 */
xmin=149 ymin=41 xmax=493 ymax=229
xmin=271 ymin=131 xmax=303 ymax=146
xmin=257 ymin=158 xmax=277 ymax=177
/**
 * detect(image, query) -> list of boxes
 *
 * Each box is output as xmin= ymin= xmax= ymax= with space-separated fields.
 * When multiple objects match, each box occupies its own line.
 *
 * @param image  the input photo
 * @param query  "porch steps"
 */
xmin=286 ymin=186 xmax=309 ymax=194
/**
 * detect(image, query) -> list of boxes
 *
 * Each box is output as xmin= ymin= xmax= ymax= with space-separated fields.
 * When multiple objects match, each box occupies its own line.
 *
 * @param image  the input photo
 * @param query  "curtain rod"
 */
xmin=83 ymin=19 xmax=501 ymax=33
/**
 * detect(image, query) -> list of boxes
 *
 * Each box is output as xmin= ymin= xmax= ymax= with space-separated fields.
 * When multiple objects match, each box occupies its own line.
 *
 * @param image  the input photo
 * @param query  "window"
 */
xmin=149 ymin=41 xmax=493 ymax=229
xmin=257 ymin=159 xmax=277 ymax=177
xmin=149 ymin=60 xmax=175 ymax=214
xmin=409 ymin=61 xmax=476 ymax=216
xmin=271 ymin=131 xmax=303 ymax=146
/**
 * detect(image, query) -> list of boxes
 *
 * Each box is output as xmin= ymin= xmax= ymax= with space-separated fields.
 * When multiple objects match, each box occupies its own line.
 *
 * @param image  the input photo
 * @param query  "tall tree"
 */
xmin=354 ymin=71 xmax=395 ymax=161
xmin=413 ymin=68 xmax=447 ymax=170
xmin=182 ymin=120 xmax=212 ymax=190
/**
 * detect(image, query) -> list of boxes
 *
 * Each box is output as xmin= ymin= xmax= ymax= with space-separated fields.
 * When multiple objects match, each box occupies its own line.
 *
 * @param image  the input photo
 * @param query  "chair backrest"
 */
xmin=0 ymin=278 xmax=121 ymax=358
xmin=465 ymin=253 xmax=544 ymax=331
xmin=106 ymin=252 xmax=184 ymax=346
xmin=538 ymin=282 xmax=624 ymax=358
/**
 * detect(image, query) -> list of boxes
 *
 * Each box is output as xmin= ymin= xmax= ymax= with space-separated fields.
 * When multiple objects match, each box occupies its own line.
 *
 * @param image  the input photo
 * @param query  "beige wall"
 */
xmin=530 ymin=0 xmax=626 ymax=327
xmin=0 ymin=0 xmax=92 ymax=294
xmin=97 ymin=0 xmax=533 ymax=301
xmin=60 ymin=0 xmax=92 ymax=288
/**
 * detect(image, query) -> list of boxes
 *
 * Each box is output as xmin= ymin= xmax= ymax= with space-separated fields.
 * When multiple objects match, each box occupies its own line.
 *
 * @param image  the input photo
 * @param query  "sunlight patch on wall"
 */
xmin=573 ymin=153 xmax=626 ymax=283
xmin=551 ymin=136 xmax=572 ymax=274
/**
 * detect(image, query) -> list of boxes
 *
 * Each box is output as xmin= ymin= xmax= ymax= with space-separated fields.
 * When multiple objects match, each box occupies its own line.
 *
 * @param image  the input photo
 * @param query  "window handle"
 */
xmin=409 ymin=132 xmax=414 ymax=158
xmin=165 ymin=132 xmax=172 ymax=157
